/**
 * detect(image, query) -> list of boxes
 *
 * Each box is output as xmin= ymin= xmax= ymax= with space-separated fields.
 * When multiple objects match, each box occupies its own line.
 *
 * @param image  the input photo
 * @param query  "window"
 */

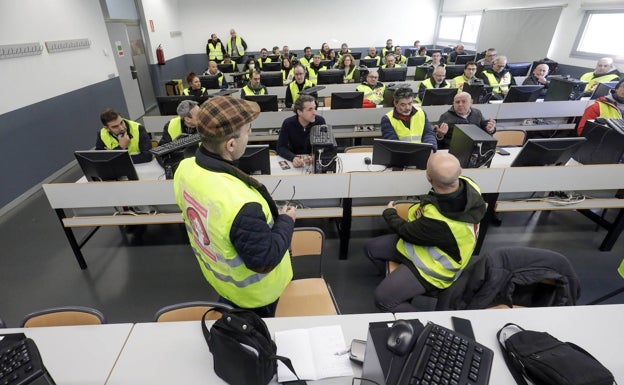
xmin=573 ymin=11 xmax=624 ymax=59
xmin=436 ymin=14 xmax=482 ymax=46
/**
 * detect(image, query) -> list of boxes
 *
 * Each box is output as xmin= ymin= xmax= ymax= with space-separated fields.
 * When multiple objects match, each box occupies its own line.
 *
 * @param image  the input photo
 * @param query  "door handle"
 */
xmin=130 ymin=65 xmax=137 ymax=80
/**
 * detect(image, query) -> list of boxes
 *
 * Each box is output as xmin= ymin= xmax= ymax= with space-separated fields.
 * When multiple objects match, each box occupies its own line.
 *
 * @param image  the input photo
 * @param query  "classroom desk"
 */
xmin=105 ymin=313 xmax=396 ymax=385
xmin=1 ymin=323 xmax=134 ymax=385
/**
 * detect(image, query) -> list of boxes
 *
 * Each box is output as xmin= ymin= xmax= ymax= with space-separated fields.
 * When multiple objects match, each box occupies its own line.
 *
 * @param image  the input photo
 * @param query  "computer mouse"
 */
xmin=364 ymin=157 xmax=372 ymax=165
xmin=386 ymin=320 xmax=416 ymax=356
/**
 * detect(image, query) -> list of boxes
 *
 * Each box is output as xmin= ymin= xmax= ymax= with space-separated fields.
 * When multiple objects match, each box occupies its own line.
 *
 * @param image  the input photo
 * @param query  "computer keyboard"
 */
xmin=0 ymin=334 xmax=55 ymax=385
xmin=605 ymin=118 xmax=624 ymax=135
xmin=309 ymin=124 xmax=337 ymax=147
xmin=398 ymin=322 xmax=493 ymax=385
xmin=150 ymin=133 xmax=201 ymax=157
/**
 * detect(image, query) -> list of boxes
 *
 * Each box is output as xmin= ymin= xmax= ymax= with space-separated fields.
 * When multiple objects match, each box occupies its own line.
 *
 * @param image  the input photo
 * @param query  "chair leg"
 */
xmin=587 ymin=286 xmax=624 ymax=305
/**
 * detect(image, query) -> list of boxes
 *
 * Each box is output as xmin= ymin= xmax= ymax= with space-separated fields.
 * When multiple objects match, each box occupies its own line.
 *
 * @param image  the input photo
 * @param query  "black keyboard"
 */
xmin=0 ymin=334 xmax=55 ymax=385
xmin=398 ymin=322 xmax=493 ymax=385
xmin=150 ymin=133 xmax=201 ymax=157
xmin=309 ymin=124 xmax=337 ymax=147
xmin=605 ymin=118 xmax=624 ymax=135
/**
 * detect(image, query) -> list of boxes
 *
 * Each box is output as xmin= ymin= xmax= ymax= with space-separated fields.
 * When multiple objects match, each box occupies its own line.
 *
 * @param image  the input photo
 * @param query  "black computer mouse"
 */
xmin=364 ymin=157 xmax=372 ymax=165
xmin=387 ymin=320 xmax=416 ymax=356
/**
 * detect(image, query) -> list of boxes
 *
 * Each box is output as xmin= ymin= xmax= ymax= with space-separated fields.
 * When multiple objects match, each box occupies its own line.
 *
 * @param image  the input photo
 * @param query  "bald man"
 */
xmin=580 ymin=57 xmax=621 ymax=93
xmin=435 ymin=92 xmax=496 ymax=149
xmin=364 ymin=152 xmax=486 ymax=312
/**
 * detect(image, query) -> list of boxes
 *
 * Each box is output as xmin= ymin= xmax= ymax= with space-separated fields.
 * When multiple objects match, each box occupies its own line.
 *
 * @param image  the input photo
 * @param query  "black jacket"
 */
xmin=437 ymin=107 xmax=495 ymax=149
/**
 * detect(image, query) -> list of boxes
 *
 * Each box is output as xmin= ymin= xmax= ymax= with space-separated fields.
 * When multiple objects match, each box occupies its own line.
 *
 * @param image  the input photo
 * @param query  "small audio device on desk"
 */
xmin=309 ymin=124 xmax=338 ymax=173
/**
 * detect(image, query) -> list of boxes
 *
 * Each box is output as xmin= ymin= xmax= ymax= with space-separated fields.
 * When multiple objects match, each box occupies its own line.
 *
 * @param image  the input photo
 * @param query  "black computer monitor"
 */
xmin=75 ymin=150 xmax=139 ymax=181
xmin=243 ymin=94 xmax=279 ymax=112
xmin=590 ymin=82 xmax=618 ymax=100
xmin=378 ymin=67 xmax=408 ymax=82
xmin=506 ymin=62 xmax=532 ymax=77
xmin=350 ymin=52 xmax=362 ymax=59
xmin=261 ymin=61 xmax=281 ymax=71
xmin=317 ymin=69 xmax=345 ymax=85
xmin=414 ymin=65 xmax=430 ymax=81
xmin=407 ymin=56 xmax=426 ymax=66
xmin=543 ymin=77 xmax=586 ymax=102
xmin=421 ymin=88 xmax=458 ymax=106
xmin=156 ymin=95 xmax=194 ymax=115
xmin=267 ymin=54 xmax=280 ymax=61
xmin=444 ymin=65 xmax=465 ymax=79
xmin=359 ymin=58 xmax=379 ymax=68
xmin=372 ymin=139 xmax=433 ymax=170
xmin=510 ymin=138 xmax=587 ymax=167
xmin=320 ymin=60 xmax=332 ymax=68
xmin=217 ymin=63 xmax=235 ymax=73
xmin=404 ymin=48 xmax=418 ymax=57
xmin=236 ymin=144 xmax=271 ymax=175
xmin=426 ymin=49 xmax=441 ymax=56
xmin=502 ymin=85 xmax=544 ymax=103
xmin=199 ymin=75 xmax=220 ymax=90
xmin=573 ymin=121 xmax=624 ymax=165
xmin=461 ymin=83 xmax=491 ymax=104
xmin=260 ymin=71 xmax=283 ymax=87
xmin=454 ymin=54 xmax=476 ymax=65
xmin=331 ymin=92 xmax=364 ymax=109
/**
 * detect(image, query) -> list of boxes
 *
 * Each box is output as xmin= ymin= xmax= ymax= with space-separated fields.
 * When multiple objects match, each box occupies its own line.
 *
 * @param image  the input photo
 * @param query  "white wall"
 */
xmin=0 ymin=0 xmax=118 ymax=115
xmin=140 ymin=0 xmax=439 ymax=63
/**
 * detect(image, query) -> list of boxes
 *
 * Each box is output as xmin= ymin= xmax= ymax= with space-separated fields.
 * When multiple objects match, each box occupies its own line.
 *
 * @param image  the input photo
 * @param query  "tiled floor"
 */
xmin=1 ymin=165 xmax=623 ymax=327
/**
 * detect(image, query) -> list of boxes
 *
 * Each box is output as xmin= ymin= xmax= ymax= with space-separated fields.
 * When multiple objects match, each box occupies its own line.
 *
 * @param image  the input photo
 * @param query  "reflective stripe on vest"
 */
xmin=99 ymin=120 xmax=141 ymax=154
xmin=580 ymin=72 xmax=621 ymax=92
xmin=483 ymin=71 xmax=511 ymax=94
xmin=598 ymin=101 xmax=623 ymax=120
xmin=173 ymin=158 xmax=292 ymax=308
xmin=357 ymin=83 xmax=385 ymax=104
xmin=182 ymin=87 xmax=206 ymax=96
xmin=208 ymin=42 xmax=223 ymax=61
xmin=385 ymin=109 xmax=426 ymax=142
xmin=289 ymin=80 xmax=314 ymax=104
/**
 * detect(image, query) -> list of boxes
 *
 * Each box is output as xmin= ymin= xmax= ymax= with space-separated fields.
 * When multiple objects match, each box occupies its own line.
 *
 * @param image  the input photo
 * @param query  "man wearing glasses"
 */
xmin=95 ymin=108 xmax=152 ymax=163
xmin=476 ymin=48 xmax=497 ymax=73
xmin=380 ymin=87 xmax=437 ymax=147
xmin=285 ymin=64 xmax=314 ymax=108
xmin=357 ymin=71 xmax=386 ymax=105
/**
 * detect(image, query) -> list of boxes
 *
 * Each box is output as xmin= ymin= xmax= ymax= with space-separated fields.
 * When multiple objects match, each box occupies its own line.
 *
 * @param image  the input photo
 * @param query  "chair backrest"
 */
xmin=493 ymin=130 xmax=526 ymax=147
xmin=394 ymin=200 xmax=419 ymax=220
xmin=344 ymin=145 xmax=373 ymax=153
xmin=21 ymin=306 xmax=106 ymax=327
xmin=290 ymin=227 xmax=325 ymax=276
xmin=153 ymin=301 xmax=231 ymax=322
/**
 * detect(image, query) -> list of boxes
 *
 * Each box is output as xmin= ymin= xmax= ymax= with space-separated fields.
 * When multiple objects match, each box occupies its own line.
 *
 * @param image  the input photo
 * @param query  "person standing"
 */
xmin=226 ymin=28 xmax=247 ymax=63
xmin=206 ymin=33 xmax=226 ymax=63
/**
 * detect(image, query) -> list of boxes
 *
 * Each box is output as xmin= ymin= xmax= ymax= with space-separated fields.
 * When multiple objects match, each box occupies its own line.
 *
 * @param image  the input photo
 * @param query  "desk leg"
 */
xmin=474 ymin=193 xmax=499 ymax=255
xmin=54 ymin=209 xmax=88 ymax=270
xmin=599 ymin=208 xmax=624 ymax=251
xmin=339 ymin=198 xmax=353 ymax=260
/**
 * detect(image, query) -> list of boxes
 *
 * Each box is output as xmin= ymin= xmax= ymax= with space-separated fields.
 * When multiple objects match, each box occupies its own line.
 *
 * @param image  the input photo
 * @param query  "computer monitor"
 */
xmin=502 ymin=85 xmax=544 ymax=103
xmin=590 ymin=82 xmax=618 ymax=100
xmin=543 ymin=77 xmax=586 ymax=101
xmin=444 ymin=65 xmax=465 ymax=80
xmin=454 ymin=54 xmax=476 ymax=65
xmin=359 ymin=58 xmax=379 ymax=68
xmin=421 ymin=87 xmax=458 ymax=106
xmin=156 ymin=95 xmax=193 ymax=115
xmin=317 ymin=69 xmax=345 ymax=85
xmin=74 ymin=150 xmax=139 ymax=181
xmin=350 ymin=52 xmax=362 ymax=59
xmin=506 ymin=62 xmax=532 ymax=77
xmin=267 ymin=54 xmax=280 ymax=61
xmin=407 ymin=56 xmax=426 ymax=66
xmin=573 ymin=120 xmax=624 ymax=164
xmin=414 ymin=66 xmax=430 ymax=81
xmin=236 ymin=144 xmax=271 ymax=175
xmin=461 ymin=83 xmax=492 ymax=104
xmin=261 ymin=61 xmax=281 ymax=71
xmin=404 ymin=48 xmax=418 ymax=57
xmin=426 ymin=49 xmax=441 ymax=56
xmin=217 ymin=63 xmax=235 ymax=73
xmin=320 ymin=60 xmax=332 ymax=68
xmin=199 ymin=75 xmax=220 ymax=90
xmin=330 ymin=92 xmax=364 ymax=109
xmin=371 ymin=139 xmax=433 ymax=170
xmin=510 ymin=137 xmax=587 ymax=167
xmin=378 ymin=67 xmax=408 ymax=82
xmin=243 ymin=94 xmax=279 ymax=112
xmin=260 ymin=71 xmax=283 ymax=87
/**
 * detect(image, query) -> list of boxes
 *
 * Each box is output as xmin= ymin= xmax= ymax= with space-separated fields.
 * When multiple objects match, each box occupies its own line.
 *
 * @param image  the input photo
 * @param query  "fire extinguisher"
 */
xmin=156 ymin=44 xmax=165 ymax=65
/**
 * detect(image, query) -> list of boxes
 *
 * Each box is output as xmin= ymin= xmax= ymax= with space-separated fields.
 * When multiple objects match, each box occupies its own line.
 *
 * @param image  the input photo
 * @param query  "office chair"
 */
xmin=587 ymin=258 xmax=624 ymax=305
xmin=275 ymin=227 xmax=339 ymax=317
xmin=493 ymin=130 xmax=526 ymax=147
xmin=344 ymin=145 xmax=373 ymax=153
xmin=269 ymin=149 xmax=277 ymax=156
xmin=386 ymin=200 xmax=420 ymax=276
xmin=21 ymin=306 xmax=106 ymax=327
xmin=153 ymin=301 xmax=232 ymax=322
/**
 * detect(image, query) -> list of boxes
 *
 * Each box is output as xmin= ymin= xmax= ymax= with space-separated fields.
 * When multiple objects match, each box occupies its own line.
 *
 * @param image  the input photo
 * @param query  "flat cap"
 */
xmin=196 ymin=96 xmax=260 ymax=138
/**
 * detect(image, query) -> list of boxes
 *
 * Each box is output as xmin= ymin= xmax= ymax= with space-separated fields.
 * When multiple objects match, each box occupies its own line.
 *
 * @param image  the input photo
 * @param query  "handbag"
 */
xmin=201 ymin=306 xmax=302 ymax=385
xmin=497 ymin=323 xmax=615 ymax=385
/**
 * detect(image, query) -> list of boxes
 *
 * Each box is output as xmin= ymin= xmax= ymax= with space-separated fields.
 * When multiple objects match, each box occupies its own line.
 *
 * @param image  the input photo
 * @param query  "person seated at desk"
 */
xmin=577 ymin=78 xmax=624 ymax=135
xmin=448 ymin=44 xmax=466 ymax=63
xmin=281 ymin=57 xmax=295 ymax=84
xmin=240 ymin=70 xmax=267 ymax=97
xmin=364 ymin=46 xmax=381 ymax=67
xmin=277 ymin=94 xmax=326 ymax=168
xmin=337 ymin=42 xmax=351 ymax=59
xmin=173 ymin=96 xmax=296 ymax=318
xmin=416 ymin=46 xmax=430 ymax=62
xmin=357 ymin=70 xmax=386 ymax=105
xmin=206 ymin=33 xmax=226 ymax=63
xmin=319 ymin=43 xmax=331 ymax=60
xmin=435 ymin=92 xmax=496 ymax=149
xmin=202 ymin=60 xmax=228 ymax=89
xmin=522 ymin=63 xmax=550 ymax=96
xmin=364 ymin=152 xmax=486 ymax=312
xmin=424 ymin=51 xmax=445 ymax=70
xmin=326 ymin=49 xmax=337 ymax=68
xmin=381 ymin=53 xmax=401 ymax=69
xmin=159 ymin=100 xmax=199 ymax=146
xmin=281 ymin=45 xmax=295 ymax=62
xmin=381 ymin=87 xmax=437 ymax=147
xmin=381 ymin=38 xmax=394 ymax=62
xmin=221 ymin=55 xmax=237 ymax=72
xmin=417 ymin=66 xmax=451 ymax=103
xmin=298 ymin=46 xmax=313 ymax=67
xmin=257 ymin=48 xmax=272 ymax=69
xmin=95 ymin=108 xmax=152 ymax=164
xmin=452 ymin=61 xmax=480 ymax=89
xmin=285 ymin=64 xmax=314 ymax=108
xmin=182 ymin=72 xmax=207 ymax=97
xmin=393 ymin=46 xmax=407 ymax=65
xmin=476 ymin=48 xmax=497 ymax=73
xmin=580 ymin=57 xmax=622 ymax=94
xmin=335 ymin=54 xmax=360 ymax=83
xmin=478 ymin=55 xmax=515 ymax=100
xmin=307 ymin=54 xmax=327 ymax=84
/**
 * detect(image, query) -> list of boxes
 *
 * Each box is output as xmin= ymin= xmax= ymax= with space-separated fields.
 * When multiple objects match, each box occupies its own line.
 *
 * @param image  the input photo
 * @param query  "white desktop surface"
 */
xmin=1 ymin=323 xmax=133 ymax=385
xmin=106 ymin=313 xmax=395 ymax=385
xmin=399 ymin=305 xmax=624 ymax=384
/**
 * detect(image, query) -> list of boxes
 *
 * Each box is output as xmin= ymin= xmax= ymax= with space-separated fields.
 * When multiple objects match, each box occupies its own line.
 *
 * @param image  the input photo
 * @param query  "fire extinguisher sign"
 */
xmin=115 ymin=41 xmax=124 ymax=57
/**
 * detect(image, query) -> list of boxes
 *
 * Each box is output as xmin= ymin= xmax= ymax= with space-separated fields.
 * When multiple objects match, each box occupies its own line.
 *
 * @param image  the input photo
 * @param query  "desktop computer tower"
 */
xmin=309 ymin=124 xmax=338 ymax=173
xmin=449 ymin=124 xmax=498 ymax=168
